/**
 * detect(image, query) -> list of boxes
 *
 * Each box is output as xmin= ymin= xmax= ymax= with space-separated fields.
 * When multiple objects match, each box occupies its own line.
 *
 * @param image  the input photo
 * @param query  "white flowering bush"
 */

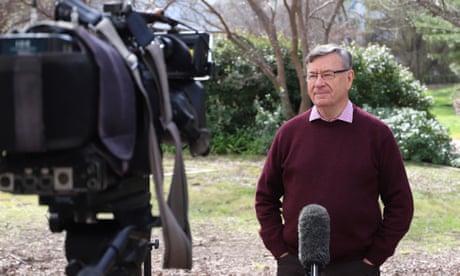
xmin=364 ymin=106 xmax=457 ymax=166
xmin=349 ymin=43 xmax=433 ymax=110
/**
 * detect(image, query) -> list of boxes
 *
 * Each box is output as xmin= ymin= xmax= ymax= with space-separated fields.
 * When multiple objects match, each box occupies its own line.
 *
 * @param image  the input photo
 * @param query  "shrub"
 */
xmin=209 ymin=95 xmax=284 ymax=155
xmin=205 ymin=39 xmax=456 ymax=166
xmin=349 ymin=43 xmax=433 ymax=111
xmin=365 ymin=106 xmax=455 ymax=165
xmin=210 ymin=128 xmax=255 ymax=154
xmin=348 ymin=43 xmax=456 ymax=165
xmin=204 ymin=35 xmax=295 ymax=154
xmin=248 ymin=94 xmax=285 ymax=155
xmin=204 ymin=35 xmax=277 ymax=136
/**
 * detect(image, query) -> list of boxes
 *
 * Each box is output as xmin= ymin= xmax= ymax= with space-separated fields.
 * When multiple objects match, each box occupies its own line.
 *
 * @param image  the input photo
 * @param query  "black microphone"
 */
xmin=298 ymin=204 xmax=330 ymax=276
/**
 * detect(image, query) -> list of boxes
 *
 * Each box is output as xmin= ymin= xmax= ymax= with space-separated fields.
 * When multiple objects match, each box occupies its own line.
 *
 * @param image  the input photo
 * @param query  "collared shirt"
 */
xmin=309 ymin=100 xmax=353 ymax=123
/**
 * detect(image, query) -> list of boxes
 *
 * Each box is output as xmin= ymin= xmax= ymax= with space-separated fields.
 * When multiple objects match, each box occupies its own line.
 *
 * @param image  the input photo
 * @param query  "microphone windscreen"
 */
xmin=298 ymin=204 xmax=330 ymax=268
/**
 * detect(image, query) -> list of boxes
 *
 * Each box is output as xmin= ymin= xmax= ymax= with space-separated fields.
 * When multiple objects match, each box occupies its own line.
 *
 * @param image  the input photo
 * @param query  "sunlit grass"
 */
xmin=403 ymin=190 xmax=460 ymax=251
xmin=157 ymin=154 xmax=264 ymax=233
xmin=155 ymin=155 xmax=460 ymax=254
xmin=427 ymin=85 xmax=460 ymax=139
xmin=0 ymin=193 xmax=48 ymax=229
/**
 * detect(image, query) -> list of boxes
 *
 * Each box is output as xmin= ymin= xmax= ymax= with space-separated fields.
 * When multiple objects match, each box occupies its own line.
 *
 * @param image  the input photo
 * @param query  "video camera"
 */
xmin=0 ymin=0 xmax=214 ymax=275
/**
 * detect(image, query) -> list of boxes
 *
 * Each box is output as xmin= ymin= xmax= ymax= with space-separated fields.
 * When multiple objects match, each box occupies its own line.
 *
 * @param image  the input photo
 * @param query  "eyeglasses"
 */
xmin=305 ymin=68 xmax=350 ymax=82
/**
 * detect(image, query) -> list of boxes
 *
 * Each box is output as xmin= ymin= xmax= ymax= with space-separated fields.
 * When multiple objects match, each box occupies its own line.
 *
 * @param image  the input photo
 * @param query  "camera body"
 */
xmin=0 ymin=2 xmax=213 ymax=197
xmin=0 ymin=31 xmax=103 ymax=195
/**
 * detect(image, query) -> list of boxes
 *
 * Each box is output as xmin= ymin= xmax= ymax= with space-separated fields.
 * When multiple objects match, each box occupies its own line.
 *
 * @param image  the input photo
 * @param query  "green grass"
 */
xmin=0 ymin=193 xmax=49 ymax=229
xmin=159 ymin=155 xmax=263 ymax=233
xmin=427 ymin=85 xmax=460 ymax=139
xmin=401 ymin=84 xmax=460 ymax=252
xmin=401 ymin=162 xmax=460 ymax=252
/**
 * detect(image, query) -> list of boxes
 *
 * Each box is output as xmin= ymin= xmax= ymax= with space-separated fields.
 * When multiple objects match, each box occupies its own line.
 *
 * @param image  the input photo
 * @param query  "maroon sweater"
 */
xmin=255 ymin=105 xmax=413 ymax=266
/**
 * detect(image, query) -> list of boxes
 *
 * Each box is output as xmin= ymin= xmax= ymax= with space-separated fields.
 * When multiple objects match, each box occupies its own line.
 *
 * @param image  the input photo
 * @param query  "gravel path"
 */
xmin=1 ymin=223 xmax=459 ymax=275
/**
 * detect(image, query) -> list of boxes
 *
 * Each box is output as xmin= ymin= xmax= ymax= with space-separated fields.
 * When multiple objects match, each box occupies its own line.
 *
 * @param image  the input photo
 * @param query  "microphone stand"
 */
xmin=311 ymin=263 xmax=319 ymax=276
xmin=305 ymin=263 xmax=319 ymax=276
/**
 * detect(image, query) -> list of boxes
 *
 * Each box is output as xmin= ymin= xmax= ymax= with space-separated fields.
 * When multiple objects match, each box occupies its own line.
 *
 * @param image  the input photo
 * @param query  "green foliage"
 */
xmin=205 ymin=35 xmax=296 ymax=154
xmin=363 ymin=1 xmax=459 ymax=85
xmin=349 ymin=43 xmax=433 ymax=110
xmin=208 ymin=94 xmax=284 ymax=155
xmin=365 ymin=106 xmax=456 ymax=165
xmin=248 ymin=94 xmax=284 ymax=155
xmin=415 ymin=13 xmax=460 ymax=79
xmin=346 ymin=43 xmax=457 ymax=165
xmin=205 ymin=38 xmax=457 ymax=165
xmin=210 ymin=128 xmax=255 ymax=154
xmin=204 ymin=35 xmax=275 ymax=137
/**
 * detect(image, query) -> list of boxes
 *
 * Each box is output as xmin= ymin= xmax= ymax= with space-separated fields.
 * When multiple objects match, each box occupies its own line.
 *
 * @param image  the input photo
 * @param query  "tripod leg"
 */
xmin=143 ymin=239 xmax=160 ymax=276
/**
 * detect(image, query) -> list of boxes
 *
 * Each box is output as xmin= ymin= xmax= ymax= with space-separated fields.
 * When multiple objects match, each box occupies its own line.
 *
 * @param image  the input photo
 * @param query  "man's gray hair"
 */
xmin=305 ymin=44 xmax=352 ymax=69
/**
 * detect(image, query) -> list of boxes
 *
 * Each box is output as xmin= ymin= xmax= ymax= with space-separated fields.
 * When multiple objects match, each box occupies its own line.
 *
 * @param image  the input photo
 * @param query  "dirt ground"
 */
xmin=0 ymin=221 xmax=459 ymax=276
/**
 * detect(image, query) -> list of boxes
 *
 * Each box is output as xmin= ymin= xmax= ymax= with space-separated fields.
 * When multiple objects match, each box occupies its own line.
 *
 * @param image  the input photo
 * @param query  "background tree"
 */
xmin=1 ymin=1 xmax=34 ymax=33
xmin=155 ymin=0 xmax=361 ymax=118
xmin=413 ymin=0 xmax=460 ymax=77
xmin=368 ymin=0 xmax=460 ymax=83
xmin=0 ymin=0 xmax=117 ymax=34
xmin=416 ymin=0 xmax=460 ymax=26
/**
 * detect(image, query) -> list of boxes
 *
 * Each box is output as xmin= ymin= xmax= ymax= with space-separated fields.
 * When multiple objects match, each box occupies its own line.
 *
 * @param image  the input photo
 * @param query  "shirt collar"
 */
xmin=309 ymin=100 xmax=353 ymax=123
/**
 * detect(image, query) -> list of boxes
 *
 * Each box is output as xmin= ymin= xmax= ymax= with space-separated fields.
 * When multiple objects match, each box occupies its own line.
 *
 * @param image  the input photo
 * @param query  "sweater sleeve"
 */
xmin=365 ymin=131 xmax=414 ymax=266
xmin=255 ymin=133 xmax=289 ymax=258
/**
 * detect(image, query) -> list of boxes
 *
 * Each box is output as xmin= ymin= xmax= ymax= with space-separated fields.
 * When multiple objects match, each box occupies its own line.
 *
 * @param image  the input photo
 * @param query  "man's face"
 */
xmin=306 ymin=53 xmax=354 ymax=109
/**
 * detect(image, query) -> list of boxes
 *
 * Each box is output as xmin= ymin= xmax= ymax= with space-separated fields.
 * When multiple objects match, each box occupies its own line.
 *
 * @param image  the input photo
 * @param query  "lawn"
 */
xmin=161 ymin=155 xmax=460 ymax=254
xmin=427 ymin=84 xmax=460 ymax=138
xmin=402 ymin=162 xmax=460 ymax=252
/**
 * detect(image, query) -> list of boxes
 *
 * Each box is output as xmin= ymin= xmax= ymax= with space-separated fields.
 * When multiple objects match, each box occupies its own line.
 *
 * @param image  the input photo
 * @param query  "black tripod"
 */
xmin=39 ymin=175 xmax=160 ymax=276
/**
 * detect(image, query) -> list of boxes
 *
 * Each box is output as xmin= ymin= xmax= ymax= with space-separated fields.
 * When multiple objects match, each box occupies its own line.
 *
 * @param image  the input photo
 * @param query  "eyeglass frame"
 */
xmin=305 ymin=68 xmax=351 ymax=82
